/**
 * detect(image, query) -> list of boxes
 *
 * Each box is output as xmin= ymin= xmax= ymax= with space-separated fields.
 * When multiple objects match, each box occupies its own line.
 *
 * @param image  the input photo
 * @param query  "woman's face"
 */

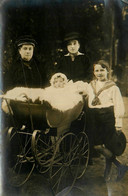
xmin=19 ymin=44 xmax=34 ymax=61
xmin=53 ymin=77 xmax=65 ymax=88
xmin=94 ymin=64 xmax=108 ymax=81
xmin=67 ymin=40 xmax=80 ymax=54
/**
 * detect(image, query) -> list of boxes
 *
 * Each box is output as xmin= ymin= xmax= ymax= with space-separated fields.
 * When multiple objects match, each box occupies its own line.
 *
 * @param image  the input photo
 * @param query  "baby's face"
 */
xmin=53 ymin=77 xmax=65 ymax=88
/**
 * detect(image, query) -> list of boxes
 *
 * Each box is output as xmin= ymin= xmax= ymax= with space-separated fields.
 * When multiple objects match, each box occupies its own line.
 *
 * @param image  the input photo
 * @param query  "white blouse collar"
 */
xmin=64 ymin=52 xmax=84 ymax=56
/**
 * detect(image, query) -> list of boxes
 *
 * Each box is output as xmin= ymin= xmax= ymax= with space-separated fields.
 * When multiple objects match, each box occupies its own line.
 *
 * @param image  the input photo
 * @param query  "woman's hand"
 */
xmin=15 ymin=93 xmax=29 ymax=102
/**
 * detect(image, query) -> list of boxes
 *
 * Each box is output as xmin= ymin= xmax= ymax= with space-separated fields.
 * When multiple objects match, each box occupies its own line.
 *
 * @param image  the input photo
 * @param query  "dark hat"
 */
xmin=64 ymin=32 xmax=81 ymax=42
xmin=16 ymin=35 xmax=37 ymax=47
xmin=108 ymin=131 xmax=126 ymax=156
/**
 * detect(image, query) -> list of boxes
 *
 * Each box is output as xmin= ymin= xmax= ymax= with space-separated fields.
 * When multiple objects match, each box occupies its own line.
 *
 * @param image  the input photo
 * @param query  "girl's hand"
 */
xmin=75 ymin=81 xmax=87 ymax=95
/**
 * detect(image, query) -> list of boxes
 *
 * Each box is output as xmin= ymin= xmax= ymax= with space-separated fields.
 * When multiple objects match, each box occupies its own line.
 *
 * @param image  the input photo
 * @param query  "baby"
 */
xmin=41 ymin=72 xmax=86 ymax=138
xmin=1 ymin=72 xmax=86 ymax=114
xmin=49 ymin=72 xmax=86 ymax=93
xmin=50 ymin=72 xmax=68 ymax=88
xmin=41 ymin=72 xmax=86 ymax=112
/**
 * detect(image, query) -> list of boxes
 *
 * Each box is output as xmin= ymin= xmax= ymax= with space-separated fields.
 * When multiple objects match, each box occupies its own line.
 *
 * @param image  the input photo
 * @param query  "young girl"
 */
xmin=86 ymin=60 xmax=128 ymax=182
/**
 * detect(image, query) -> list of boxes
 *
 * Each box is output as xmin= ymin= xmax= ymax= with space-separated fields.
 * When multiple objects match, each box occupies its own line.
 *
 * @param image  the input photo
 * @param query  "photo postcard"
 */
xmin=0 ymin=0 xmax=128 ymax=195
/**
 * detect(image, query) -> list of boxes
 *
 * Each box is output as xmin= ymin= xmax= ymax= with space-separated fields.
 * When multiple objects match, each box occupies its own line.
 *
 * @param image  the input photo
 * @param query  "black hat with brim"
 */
xmin=64 ymin=32 xmax=81 ymax=42
xmin=107 ymin=131 xmax=127 ymax=156
xmin=16 ymin=36 xmax=37 ymax=47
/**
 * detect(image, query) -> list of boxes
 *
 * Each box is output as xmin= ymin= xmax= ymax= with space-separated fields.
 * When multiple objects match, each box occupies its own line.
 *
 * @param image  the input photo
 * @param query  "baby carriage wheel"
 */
xmin=74 ymin=131 xmax=89 ymax=179
xmin=31 ymin=129 xmax=53 ymax=174
xmin=49 ymin=131 xmax=89 ymax=195
xmin=6 ymin=127 xmax=35 ymax=187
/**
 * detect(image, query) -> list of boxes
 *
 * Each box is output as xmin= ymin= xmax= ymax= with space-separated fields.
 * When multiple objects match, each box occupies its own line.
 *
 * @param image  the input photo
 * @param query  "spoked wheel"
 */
xmin=6 ymin=127 xmax=35 ymax=187
xmin=70 ymin=132 xmax=89 ymax=179
xmin=49 ymin=132 xmax=87 ymax=195
xmin=31 ymin=130 xmax=53 ymax=174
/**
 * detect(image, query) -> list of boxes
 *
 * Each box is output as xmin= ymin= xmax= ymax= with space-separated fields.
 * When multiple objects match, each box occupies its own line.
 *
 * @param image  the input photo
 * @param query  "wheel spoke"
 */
xmin=6 ymin=127 xmax=35 ymax=187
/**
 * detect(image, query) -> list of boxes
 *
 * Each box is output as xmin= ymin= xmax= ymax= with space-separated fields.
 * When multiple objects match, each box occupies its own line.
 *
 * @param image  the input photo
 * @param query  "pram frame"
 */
xmin=3 ymin=98 xmax=89 ymax=195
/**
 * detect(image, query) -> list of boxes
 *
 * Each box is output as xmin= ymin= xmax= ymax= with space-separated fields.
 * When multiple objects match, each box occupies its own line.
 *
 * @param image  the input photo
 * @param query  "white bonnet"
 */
xmin=50 ymin=73 xmax=68 ymax=86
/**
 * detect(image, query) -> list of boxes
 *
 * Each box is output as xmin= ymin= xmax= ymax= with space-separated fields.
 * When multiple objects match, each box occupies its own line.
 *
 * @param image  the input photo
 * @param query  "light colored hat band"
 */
xmin=18 ymin=42 xmax=35 ymax=47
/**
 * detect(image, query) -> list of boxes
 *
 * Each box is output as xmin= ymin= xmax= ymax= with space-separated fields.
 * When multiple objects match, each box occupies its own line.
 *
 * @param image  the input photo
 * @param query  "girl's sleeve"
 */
xmin=113 ymin=86 xmax=125 ymax=128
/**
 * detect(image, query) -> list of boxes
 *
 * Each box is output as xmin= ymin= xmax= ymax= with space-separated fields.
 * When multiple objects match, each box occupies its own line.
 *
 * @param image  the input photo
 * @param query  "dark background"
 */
xmin=1 ymin=0 xmax=128 ymax=93
xmin=1 ymin=0 xmax=112 ymax=68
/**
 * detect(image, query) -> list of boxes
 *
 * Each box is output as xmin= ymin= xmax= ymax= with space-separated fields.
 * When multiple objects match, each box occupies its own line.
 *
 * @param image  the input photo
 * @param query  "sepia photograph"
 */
xmin=0 ymin=0 xmax=128 ymax=195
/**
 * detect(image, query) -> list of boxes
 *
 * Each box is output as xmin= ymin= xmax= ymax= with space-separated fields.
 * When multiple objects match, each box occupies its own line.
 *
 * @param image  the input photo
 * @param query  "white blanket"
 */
xmin=1 ymin=82 xmax=86 ymax=136
xmin=1 ymin=81 xmax=86 ymax=113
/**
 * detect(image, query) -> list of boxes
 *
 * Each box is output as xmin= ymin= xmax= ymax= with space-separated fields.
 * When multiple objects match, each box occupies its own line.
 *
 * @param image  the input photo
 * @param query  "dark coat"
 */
xmin=57 ymin=54 xmax=93 ymax=82
xmin=3 ymin=57 xmax=46 ymax=92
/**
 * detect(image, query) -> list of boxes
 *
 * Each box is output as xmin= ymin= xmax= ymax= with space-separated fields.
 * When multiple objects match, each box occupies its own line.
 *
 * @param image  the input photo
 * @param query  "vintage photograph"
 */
xmin=0 ymin=0 xmax=128 ymax=195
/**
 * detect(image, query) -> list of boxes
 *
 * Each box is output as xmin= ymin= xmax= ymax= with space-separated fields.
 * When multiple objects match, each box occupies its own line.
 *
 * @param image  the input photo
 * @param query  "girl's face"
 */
xmin=94 ymin=64 xmax=108 ymax=81
xmin=67 ymin=40 xmax=80 ymax=54
xmin=53 ymin=77 xmax=65 ymax=88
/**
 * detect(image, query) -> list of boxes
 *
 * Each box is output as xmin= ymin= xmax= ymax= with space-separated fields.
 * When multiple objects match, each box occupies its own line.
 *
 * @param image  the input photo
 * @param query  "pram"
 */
xmin=1 ymin=90 xmax=89 ymax=195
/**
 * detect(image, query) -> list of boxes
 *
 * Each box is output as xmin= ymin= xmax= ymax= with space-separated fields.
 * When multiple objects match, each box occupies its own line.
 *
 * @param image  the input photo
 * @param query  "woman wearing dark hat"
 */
xmin=56 ymin=32 xmax=92 ymax=82
xmin=55 ymin=32 xmax=93 ymax=164
xmin=2 ymin=36 xmax=46 ymax=180
xmin=3 ymin=35 xmax=45 ymax=91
